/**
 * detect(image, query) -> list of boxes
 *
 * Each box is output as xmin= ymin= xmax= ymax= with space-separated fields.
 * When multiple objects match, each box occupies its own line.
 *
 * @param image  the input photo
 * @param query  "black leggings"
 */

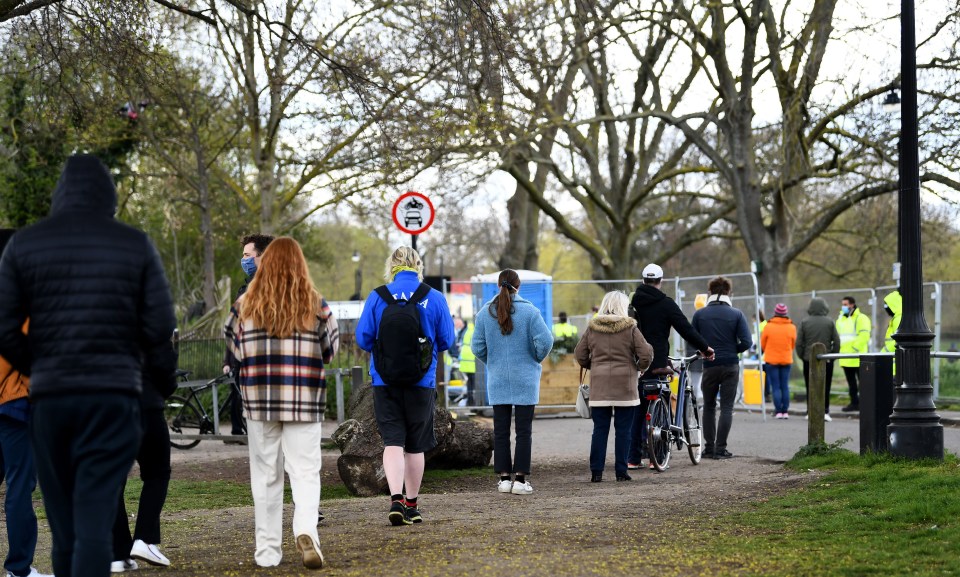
xmin=113 ymin=408 xmax=171 ymax=557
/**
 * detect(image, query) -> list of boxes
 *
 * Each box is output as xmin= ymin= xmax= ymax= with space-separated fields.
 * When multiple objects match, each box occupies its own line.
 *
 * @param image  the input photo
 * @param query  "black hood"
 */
xmin=50 ymin=154 xmax=117 ymax=216
xmin=632 ymin=283 xmax=666 ymax=307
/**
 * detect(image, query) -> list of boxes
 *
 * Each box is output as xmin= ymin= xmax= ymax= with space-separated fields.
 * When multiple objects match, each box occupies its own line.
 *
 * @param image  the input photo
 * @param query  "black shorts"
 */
xmin=372 ymin=385 xmax=437 ymax=453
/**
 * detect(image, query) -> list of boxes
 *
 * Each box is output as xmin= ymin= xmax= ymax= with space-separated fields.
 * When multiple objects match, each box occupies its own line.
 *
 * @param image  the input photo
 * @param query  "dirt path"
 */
xmin=9 ymin=415 xmax=832 ymax=577
xmin=136 ymin=454 xmax=808 ymax=577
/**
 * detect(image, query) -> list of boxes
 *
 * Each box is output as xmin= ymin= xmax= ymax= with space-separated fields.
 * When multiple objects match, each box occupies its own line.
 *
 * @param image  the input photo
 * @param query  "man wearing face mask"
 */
xmin=222 ymin=234 xmax=275 ymax=440
xmin=836 ymin=296 xmax=871 ymax=412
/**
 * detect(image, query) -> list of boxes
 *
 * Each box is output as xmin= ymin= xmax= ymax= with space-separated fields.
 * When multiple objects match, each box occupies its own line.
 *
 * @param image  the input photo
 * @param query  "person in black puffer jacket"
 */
xmin=0 ymin=154 xmax=176 ymax=577
xmin=627 ymin=264 xmax=714 ymax=468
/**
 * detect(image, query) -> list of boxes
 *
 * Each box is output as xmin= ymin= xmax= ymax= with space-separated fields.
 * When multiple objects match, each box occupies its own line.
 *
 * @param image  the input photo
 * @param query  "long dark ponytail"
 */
xmin=489 ymin=269 xmax=520 ymax=335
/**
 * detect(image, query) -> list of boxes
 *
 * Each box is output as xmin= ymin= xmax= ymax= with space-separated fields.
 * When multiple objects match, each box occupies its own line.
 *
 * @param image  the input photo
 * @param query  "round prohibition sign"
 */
xmin=392 ymin=191 xmax=435 ymax=235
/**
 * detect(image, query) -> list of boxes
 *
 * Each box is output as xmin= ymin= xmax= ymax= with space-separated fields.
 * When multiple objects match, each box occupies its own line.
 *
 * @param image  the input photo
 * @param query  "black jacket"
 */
xmin=0 ymin=154 xmax=177 ymax=398
xmin=631 ymin=284 xmax=710 ymax=370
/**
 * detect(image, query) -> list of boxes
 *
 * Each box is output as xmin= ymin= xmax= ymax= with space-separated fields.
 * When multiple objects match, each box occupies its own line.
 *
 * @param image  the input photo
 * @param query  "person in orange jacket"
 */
xmin=0 ymin=228 xmax=52 ymax=577
xmin=761 ymin=303 xmax=797 ymax=419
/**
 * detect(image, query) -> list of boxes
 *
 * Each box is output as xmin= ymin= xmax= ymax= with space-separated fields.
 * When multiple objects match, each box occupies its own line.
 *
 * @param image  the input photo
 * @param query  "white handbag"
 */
xmin=575 ymin=368 xmax=591 ymax=419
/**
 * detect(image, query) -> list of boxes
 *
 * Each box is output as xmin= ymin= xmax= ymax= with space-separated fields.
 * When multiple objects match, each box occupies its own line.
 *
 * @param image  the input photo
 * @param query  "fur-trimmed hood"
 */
xmin=588 ymin=314 xmax=637 ymax=334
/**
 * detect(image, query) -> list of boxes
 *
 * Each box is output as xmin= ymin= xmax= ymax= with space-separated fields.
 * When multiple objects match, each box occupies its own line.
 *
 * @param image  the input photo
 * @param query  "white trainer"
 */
xmin=131 ymin=539 xmax=170 ymax=567
xmin=24 ymin=568 xmax=54 ymax=577
xmin=110 ymin=559 xmax=138 ymax=573
xmin=824 ymin=414 xmax=833 ymax=422
xmin=497 ymin=479 xmax=513 ymax=493
xmin=511 ymin=480 xmax=534 ymax=495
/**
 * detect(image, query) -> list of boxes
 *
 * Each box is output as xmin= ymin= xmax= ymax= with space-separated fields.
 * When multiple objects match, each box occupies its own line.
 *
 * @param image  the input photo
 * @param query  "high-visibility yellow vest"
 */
xmin=883 ymin=291 xmax=902 ymax=353
xmin=836 ymin=308 xmax=871 ymax=368
xmin=552 ymin=322 xmax=578 ymax=339
xmin=459 ymin=323 xmax=476 ymax=374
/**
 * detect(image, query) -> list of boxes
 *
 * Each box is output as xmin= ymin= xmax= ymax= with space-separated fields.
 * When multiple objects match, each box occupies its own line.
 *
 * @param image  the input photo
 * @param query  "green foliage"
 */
xmin=789 ymin=437 xmax=855 ymax=462
xmin=939 ymin=360 xmax=960 ymax=399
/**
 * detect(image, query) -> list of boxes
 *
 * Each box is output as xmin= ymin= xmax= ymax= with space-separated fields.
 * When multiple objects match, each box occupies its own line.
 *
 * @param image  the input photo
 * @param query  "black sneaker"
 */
xmin=841 ymin=403 xmax=859 ymax=412
xmin=591 ymin=472 xmax=603 ymax=483
xmin=616 ymin=473 xmax=632 ymax=482
xmin=404 ymin=502 xmax=423 ymax=523
xmin=714 ymin=449 xmax=734 ymax=459
xmin=388 ymin=501 xmax=411 ymax=526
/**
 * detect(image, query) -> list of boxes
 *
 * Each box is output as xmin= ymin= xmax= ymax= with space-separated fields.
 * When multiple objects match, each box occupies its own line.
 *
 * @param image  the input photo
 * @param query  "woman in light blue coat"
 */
xmin=472 ymin=269 xmax=553 ymax=495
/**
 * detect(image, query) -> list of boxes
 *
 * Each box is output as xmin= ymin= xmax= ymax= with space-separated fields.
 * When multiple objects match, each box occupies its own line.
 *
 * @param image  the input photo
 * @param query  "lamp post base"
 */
xmin=887 ymin=385 xmax=943 ymax=460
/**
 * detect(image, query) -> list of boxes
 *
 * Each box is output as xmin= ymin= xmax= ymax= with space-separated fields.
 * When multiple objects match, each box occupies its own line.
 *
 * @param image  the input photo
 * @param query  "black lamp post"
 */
xmin=887 ymin=0 xmax=943 ymax=460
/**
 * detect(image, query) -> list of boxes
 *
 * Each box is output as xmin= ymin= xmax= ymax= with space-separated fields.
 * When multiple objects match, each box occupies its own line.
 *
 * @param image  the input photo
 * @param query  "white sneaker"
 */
xmin=511 ymin=480 xmax=534 ymax=495
xmin=110 ymin=559 xmax=138 ymax=573
xmin=783 ymin=412 xmax=789 ymax=419
xmin=824 ymin=414 xmax=833 ymax=422
xmin=131 ymin=539 xmax=170 ymax=567
xmin=497 ymin=479 xmax=513 ymax=493
xmin=24 ymin=568 xmax=53 ymax=577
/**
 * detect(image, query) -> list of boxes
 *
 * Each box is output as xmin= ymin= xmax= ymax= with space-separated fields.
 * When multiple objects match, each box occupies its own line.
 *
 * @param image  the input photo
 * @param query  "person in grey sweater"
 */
xmin=472 ymin=269 xmax=553 ymax=495
xmin=796 ymin=297 xmax=841 ymax=420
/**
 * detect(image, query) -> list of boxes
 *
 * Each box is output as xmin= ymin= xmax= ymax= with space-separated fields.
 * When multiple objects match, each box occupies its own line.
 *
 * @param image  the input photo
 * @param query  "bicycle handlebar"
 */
xmin=666 ymin=352 xmax=701 ymax=366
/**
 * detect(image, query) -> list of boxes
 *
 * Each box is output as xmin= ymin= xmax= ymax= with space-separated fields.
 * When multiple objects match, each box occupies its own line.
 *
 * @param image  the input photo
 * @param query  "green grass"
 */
xmin=691 ymin=447 xmax=960 ymax=576
xmin=122 ymin=478 xmax=354 ymax=513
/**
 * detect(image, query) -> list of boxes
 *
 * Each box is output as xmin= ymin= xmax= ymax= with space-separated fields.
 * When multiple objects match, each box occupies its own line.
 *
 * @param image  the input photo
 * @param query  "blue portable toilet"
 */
xmin=473 ymin=270 xmax=553 ymax=331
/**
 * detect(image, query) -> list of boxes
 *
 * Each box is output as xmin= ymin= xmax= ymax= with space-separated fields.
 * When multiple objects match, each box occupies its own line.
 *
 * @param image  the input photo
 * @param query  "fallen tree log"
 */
xmin=332 ymin=382 xmax=493 ymax=496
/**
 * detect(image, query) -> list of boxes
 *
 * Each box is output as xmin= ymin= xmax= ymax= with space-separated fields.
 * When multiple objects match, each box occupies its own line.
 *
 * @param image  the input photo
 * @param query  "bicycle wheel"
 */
xmin=646 ymin=398 xmax=672 ymax=472
xmin=683 ymin=389 xmax=703 ymax=465
xmin=165 ymin=394 xmax=204 ymax=450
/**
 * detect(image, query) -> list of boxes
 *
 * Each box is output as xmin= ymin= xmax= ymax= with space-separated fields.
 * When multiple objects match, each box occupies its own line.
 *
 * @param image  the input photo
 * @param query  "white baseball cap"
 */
xmin=642 ymin=263 xmax=664 ymax=279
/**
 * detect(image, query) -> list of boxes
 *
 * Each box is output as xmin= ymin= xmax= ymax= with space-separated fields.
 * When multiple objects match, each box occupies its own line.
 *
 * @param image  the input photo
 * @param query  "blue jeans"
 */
xmin=766 ymin=363 xmax=792 ymax=414
xmin=0 ymin=415 xmax=38 ymax=577
xmin=590 ymin=406 xmax=636 ymax=476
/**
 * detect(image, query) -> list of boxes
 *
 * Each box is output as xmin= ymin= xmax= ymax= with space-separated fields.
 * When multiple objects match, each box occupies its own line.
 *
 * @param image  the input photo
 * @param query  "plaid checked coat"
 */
xmin=224 ymin=298 xmax=337 ymax=422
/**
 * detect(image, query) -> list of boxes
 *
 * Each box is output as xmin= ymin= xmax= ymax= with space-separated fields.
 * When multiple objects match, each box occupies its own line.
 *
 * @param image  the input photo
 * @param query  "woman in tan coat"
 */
xmin=575 ymin=291 xmax=653 ymax=482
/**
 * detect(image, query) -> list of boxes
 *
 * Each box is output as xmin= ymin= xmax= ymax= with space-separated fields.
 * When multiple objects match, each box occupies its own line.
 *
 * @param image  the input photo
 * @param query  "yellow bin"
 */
xmin=742 ymin=368 xmax=764 ymax=405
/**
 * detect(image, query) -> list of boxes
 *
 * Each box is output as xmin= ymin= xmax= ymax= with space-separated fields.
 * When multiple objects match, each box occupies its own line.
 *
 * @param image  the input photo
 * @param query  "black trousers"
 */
xmin=230 ymin=378 xmax=245 ymax=435
xmin=30 ymin=393 xmax=141 ymax=577
xmin=492 ymin=405 xmax=535 ymax=475
xmin=842 ymin=365 xmax=859 ymax=405
xmin=113 ymin=408 xmax=171 ymax=559
xmin=802 ymin=359 xmax=835 ymax=412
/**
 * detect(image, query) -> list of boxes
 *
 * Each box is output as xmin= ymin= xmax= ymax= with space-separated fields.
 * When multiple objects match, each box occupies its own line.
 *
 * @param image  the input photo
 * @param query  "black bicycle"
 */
xmin=644 ymin=353 xmax=703 ymax=471
xmin=165 ymin=372 xmax=243 ymax=450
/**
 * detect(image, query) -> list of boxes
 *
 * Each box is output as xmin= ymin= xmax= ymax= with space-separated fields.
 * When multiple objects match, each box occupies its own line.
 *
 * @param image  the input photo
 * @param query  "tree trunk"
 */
xmin=332 ymin=381 xmax=493 ymax=497
xmin=499 ymin=174 xmax=539 ymax=271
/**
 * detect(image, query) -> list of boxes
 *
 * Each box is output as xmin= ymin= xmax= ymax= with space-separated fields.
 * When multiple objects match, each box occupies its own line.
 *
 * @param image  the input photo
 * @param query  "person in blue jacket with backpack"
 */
xmin=355 ymin=247 xmax=455 ymax=526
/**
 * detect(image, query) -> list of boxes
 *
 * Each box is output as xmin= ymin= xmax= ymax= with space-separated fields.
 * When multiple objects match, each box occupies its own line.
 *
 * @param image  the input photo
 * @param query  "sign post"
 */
xmin=392 ymin=191 xmax=435 ymax=252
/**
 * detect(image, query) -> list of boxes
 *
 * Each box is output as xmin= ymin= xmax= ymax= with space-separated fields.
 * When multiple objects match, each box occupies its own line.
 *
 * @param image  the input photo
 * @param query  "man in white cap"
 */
xmin=627 ymin=264 xmax=714 ymax=468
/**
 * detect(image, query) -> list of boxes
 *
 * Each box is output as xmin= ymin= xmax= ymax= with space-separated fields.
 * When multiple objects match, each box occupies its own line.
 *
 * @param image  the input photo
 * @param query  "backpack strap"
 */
xmin=410 ymin=283 xmax=431 ymax=304
xmin=374 ymin=285 xmax=396 ymax=304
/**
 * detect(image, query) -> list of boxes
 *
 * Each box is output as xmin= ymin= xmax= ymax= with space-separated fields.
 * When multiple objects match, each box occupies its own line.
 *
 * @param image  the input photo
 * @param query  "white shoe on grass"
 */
xmin=131 ymin=539 xmax=170 ymax=567
xmin=511 ymin=480 xmax=534 ymax=495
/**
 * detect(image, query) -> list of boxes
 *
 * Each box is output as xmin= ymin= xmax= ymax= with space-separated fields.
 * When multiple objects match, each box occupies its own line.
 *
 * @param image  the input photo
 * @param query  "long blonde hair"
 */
xmin=240 ymin=237 xmax=321 ymax=338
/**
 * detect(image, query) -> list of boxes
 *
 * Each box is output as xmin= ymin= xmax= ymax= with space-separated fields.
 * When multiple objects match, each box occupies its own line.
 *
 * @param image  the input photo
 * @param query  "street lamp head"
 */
xmin=882 ymin=88 xmax=901 ymax=113
xmin=351 ymin=250 xmax=360 ymax=263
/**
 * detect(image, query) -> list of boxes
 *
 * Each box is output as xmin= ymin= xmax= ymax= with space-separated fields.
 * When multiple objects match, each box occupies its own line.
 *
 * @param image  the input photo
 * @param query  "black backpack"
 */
xmin=373 ymin=283 xmax=434 ymax=386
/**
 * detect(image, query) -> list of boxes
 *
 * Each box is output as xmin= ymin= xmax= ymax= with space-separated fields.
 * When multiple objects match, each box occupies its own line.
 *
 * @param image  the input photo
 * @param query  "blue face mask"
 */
xmin=241 ymin=257 xmax=257 ymax=277
xmin=841 ymin=305 xmax=850 ymax=316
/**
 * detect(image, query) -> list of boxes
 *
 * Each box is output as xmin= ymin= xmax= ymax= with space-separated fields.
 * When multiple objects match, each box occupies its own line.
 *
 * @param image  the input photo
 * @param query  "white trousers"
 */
xmin=247 ymin=420 xmax=323 ymax=567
